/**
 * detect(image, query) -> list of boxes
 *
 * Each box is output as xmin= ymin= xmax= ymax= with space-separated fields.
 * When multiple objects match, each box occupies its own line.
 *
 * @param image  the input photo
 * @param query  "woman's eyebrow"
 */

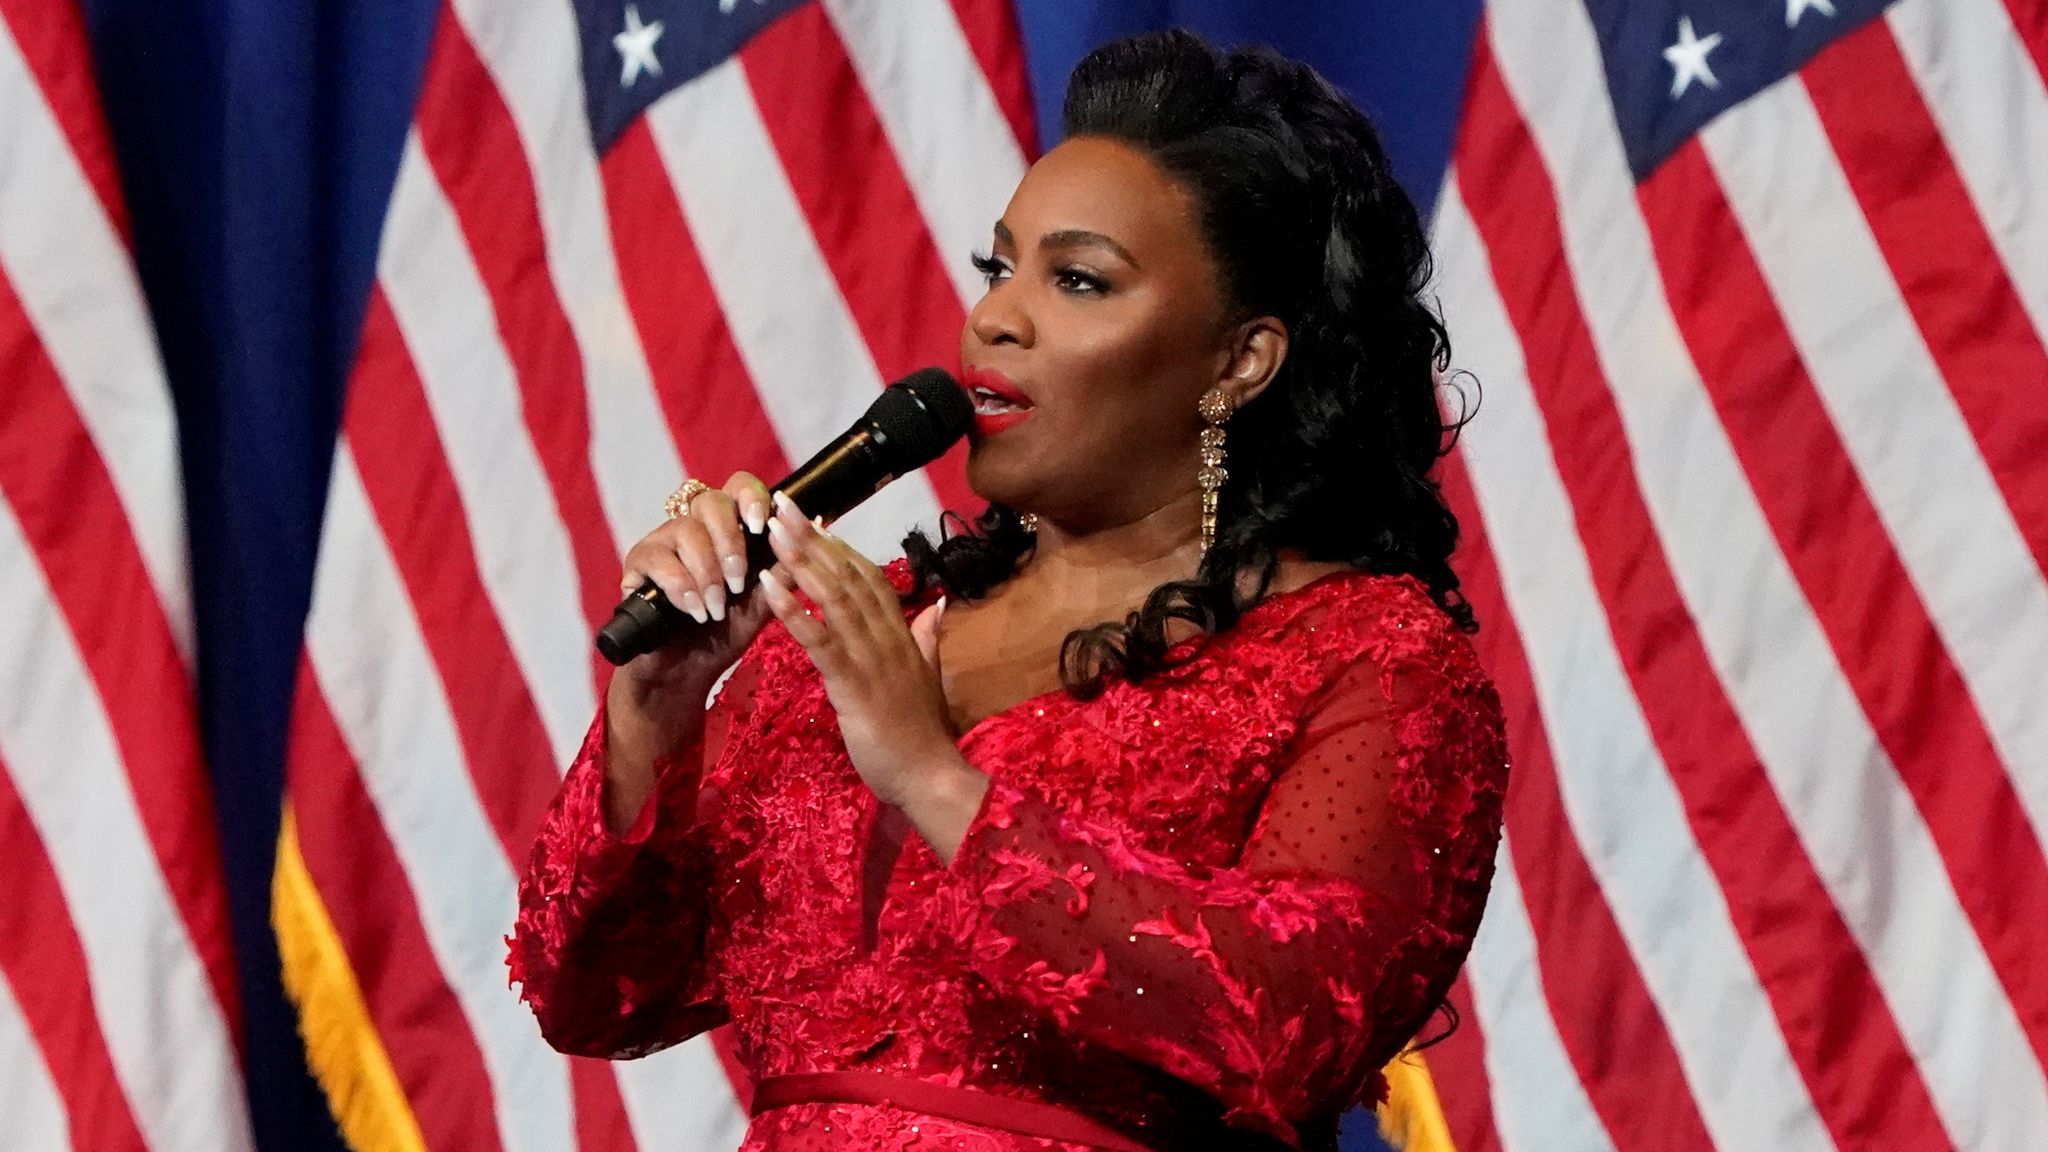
xmin=990 ymin=220 xmax=1139 ymax=268
xmin=1038 ymin=229 xmax=1139 ymax=268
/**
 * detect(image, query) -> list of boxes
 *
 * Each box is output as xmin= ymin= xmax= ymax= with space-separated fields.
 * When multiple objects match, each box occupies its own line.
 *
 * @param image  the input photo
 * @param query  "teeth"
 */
xmin=971 ymin=386 xmax=1027 ymax=415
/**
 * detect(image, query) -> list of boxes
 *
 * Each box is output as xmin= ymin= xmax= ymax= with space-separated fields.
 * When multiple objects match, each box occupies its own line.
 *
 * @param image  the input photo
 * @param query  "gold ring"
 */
xmin=664 ymin=479 xmax=712 ymax=520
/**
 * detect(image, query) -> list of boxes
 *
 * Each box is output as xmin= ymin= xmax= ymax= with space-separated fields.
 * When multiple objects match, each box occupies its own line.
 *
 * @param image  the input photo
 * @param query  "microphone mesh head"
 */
xmin=866 ymin=367 xmax=972 ymax=468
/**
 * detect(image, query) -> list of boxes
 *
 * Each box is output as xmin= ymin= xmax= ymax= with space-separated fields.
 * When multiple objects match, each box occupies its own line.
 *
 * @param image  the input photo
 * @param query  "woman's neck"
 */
xmin=1020 ymin=488 xmax=1204 ymax=607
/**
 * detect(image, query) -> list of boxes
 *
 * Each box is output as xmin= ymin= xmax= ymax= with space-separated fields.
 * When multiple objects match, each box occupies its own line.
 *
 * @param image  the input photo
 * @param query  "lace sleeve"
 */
xmin=506 ymin=658 xmax=762 ymax=1058
xmin=941 ymin=653 xmax=1496 ymax=1144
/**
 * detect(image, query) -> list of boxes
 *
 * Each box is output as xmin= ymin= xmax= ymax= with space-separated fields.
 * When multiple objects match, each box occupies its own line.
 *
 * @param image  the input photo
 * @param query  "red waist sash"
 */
xmin=749 ymin=1070 xmax=1160 ymax=1151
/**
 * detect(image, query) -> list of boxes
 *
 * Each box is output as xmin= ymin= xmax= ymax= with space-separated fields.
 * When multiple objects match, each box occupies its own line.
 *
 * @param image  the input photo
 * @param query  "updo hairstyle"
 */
xmin=904 ymin=29 xmax=1476 ymax=697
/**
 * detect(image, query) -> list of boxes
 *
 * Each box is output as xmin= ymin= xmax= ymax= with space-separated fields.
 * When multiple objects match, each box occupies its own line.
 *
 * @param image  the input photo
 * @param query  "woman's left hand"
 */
xmin=757 ymin=493 xmax=988 ymax=849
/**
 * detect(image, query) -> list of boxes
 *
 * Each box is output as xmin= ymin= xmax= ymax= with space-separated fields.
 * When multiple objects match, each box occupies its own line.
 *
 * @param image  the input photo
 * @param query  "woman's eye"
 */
xmin=969 ymin=252 xmax=1011 ymax=286
xmin=1053 ymin=267 xmax=1108 ymax=296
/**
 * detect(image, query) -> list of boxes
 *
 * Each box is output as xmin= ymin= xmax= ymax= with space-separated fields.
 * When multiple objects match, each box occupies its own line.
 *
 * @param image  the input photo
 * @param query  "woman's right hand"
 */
xmin=604 ymin=472 xmax=780 ymax=808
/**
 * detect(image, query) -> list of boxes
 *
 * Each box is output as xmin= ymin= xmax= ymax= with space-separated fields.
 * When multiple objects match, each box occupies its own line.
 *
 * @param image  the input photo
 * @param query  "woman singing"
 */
xmin=510 ymin=29 xmax=1508 ymax=1152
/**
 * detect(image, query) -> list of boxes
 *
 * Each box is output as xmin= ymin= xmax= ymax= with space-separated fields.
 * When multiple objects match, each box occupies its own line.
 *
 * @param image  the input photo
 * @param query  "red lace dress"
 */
xmin=510 ymin=564 xmax=1507 ymax=1151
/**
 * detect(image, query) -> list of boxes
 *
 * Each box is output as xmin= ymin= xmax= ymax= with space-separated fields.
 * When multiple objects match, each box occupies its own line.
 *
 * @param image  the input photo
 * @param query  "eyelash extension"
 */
xmin=969 ymin=251 xmax=1008 ymax=281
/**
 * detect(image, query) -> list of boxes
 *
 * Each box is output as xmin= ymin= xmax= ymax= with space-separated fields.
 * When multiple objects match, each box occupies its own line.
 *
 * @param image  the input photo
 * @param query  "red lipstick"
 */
xmin=961 ymin=368 xmax=1035 ymax=437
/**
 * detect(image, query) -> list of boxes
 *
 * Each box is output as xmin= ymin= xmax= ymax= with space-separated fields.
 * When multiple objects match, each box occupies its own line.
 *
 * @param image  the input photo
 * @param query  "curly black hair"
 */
xmin=903 ymin=29 xmax=1475 ymax=698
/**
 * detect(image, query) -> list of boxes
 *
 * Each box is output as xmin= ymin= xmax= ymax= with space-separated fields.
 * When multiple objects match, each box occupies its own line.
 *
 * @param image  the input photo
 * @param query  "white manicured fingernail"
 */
xmin=677 ymin=589 xmax=708 ymax=624
xmin=758 ymin=569 xmax=785 ymax=598
xmin=723 ymin=554 xmax=746 ymax=594
xmin=766 ymin=517 xmax=789 ymax=545
xmin=744 ymin=505 xmax=768 ymax=534
xmin=774 ymin=490 xmax=807 ymax=523
xmin=704 ymin=583 xmax=727 ymax=622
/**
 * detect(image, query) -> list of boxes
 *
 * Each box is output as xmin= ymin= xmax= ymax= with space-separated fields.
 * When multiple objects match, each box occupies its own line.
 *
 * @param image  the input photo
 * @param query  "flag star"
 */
xmin=719 ymin=0 xmax=766 ymax=13
xmin=1786 ymin=0 xmax=1837 ymax=27
xmin=1663 ymin=16 xmax=1725 ymax=99
xmin=614 ymin=4 xmax=664 ymax=88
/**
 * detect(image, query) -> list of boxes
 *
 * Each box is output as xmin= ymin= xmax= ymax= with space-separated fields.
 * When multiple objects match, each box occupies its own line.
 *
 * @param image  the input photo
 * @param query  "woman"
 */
xmin=511 ymin=29 xmax=1507 ymax=1152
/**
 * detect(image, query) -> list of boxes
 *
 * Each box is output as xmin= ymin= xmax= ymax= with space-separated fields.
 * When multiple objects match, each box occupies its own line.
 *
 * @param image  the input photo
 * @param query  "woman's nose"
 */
xmin=967 ymin=284 xmax=1031 ymax=348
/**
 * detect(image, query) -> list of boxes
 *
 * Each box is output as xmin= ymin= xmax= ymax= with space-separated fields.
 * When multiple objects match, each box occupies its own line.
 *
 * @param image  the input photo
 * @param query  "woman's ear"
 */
xmin=1216 ymin=315 xmax=1290 ymax=409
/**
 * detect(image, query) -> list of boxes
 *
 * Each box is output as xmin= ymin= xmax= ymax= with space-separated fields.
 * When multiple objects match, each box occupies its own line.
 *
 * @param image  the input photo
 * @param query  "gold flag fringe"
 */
xmin=1378 ymin=1047 xmax=1458 ymax=1152
xmin=272 ymin=806 xmax=427 ymax=1152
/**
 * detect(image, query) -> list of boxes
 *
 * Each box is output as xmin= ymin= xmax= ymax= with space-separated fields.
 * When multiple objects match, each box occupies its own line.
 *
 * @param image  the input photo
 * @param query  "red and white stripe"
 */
xmin=0 ymin=2 xmax=254 ymax=1150
xmin=284 ymin=1 xmax=1035 ymax=1148
xmin=1435 ymin=0 xmax=2048 ymax=1148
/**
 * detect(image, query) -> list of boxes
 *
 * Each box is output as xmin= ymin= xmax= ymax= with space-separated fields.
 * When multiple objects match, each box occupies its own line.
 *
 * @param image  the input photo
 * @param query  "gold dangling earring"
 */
xmin=1197 ymin=388 xmax=1234 ymax=560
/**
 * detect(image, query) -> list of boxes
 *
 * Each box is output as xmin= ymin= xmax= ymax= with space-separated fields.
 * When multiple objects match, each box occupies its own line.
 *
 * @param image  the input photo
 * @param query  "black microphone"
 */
xmin=595 ymin=367 xmax=973 ymax=665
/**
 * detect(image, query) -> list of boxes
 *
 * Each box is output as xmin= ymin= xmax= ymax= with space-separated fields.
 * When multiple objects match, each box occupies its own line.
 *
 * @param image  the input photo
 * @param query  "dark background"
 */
xmin=69 ymin=2 xmax=1481 ymax=1146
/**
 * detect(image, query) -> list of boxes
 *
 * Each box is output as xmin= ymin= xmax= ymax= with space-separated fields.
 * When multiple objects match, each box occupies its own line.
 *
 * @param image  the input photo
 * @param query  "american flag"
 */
xmin=1430 ymin=0 xmax=2048 ymax=1149
xmin=274 ymin=1 xmax=1024 ymax=1149
xmin=0 ymin=1 xmax=254 ymax=1149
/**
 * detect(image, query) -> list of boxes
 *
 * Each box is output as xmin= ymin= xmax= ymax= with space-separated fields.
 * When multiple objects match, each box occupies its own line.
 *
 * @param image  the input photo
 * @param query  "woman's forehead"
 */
xmin=998 ymin=136 xmax=1202 ymax=258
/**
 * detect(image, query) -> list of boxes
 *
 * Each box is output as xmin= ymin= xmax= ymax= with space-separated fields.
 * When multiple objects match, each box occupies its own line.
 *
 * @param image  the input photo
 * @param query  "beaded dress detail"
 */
xmin=510 ymin=562 xmax=1508 ymax=1151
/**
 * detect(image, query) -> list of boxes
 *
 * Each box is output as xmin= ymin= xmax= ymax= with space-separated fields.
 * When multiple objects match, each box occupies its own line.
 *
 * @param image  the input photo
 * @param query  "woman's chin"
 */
xmin=962 ymin=443 xmax=1040 ymax=514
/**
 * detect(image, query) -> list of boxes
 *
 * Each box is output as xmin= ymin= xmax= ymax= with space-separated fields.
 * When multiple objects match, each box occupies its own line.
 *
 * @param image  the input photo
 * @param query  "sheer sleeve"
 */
xmin=939 ymin=650 xmax=1497 ymax=1144
xmin=507 ymin=657 xmax=762 ymax=1059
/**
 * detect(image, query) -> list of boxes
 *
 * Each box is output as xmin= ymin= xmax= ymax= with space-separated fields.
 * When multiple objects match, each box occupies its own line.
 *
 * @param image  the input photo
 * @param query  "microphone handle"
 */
xmin=594 ymin=427 xmax=902 ymax=665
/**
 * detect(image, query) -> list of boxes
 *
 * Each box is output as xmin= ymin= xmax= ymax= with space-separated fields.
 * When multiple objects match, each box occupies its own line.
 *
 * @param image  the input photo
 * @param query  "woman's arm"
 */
xmin=929 ymin=656 xmax=1505 ymax=1143
xmin=507 ymin=657 xmax=764 ymax=1058
xmin=511 ymin=466 xmax=782 ymax=1057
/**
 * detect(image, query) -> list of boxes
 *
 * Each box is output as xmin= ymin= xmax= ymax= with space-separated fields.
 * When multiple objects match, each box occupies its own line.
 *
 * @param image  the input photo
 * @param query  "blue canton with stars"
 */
xmin=1588 ymin=0 xmax=1901 ymax=180
xmin=574 ymin=0 xmax=810 ymax=153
